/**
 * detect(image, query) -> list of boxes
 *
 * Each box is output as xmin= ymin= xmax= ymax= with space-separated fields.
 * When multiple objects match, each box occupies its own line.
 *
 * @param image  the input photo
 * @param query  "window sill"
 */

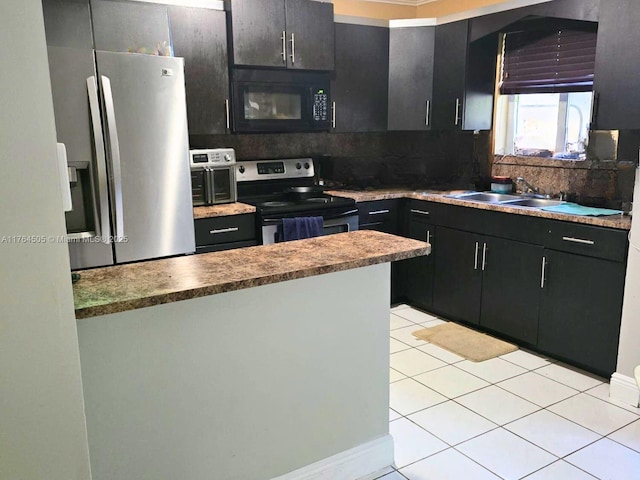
xmin=493 ymin=155 xmax=619 ymax=170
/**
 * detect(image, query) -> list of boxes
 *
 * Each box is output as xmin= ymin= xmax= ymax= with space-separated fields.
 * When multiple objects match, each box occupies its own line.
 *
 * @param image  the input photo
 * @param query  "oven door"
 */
xmin=261 ymin=208 xmax=359 ymax=245
xmin=191 ymin=169 xmax=207 ymax=206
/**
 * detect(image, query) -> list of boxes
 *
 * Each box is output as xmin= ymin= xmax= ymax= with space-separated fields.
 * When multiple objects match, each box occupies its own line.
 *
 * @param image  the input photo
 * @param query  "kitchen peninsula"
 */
xmin=73 ymin=231 xmax=429 ymax=480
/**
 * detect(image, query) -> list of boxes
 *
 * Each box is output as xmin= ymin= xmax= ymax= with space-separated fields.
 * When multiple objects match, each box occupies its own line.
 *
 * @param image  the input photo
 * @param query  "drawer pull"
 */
xmin=210 ymin=227 xmax=239 ymax=234
xmin=562 ymin=236 xmax=595 ymax=246
xmin=368 ymin=209 xmax=390 ymax=215
xmin=410 ymin=209 xmax=430 ymax=216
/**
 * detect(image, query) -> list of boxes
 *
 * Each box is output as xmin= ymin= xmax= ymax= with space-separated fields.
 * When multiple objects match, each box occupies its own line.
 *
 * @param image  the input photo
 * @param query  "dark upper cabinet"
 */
xmin=539 ymin=250 xmax=625 ymax=377
xmin=432 ymin=21 xmax=468 ymax=131
xmin=229 ymin=0 xmax=334 ymax=70
xmin=284 ymin=0 xmax=335 ymax=70
xmin=90 ymin=0 xmax=170 ymax=53
xmin=432 ymin=20 xmax=496 ymax=131
xmin=388 ymin=27 xmax=435 ymax=131
xmin=331 ymin=22 xmax=389 ymax=132
xmin=169 ymin=7 xmax=230 ymax=135
xmin=592 ymin=0 xmax=640 ymax=129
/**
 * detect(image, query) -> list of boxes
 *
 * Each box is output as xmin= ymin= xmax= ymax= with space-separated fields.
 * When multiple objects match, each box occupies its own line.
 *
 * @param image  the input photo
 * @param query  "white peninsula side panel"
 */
xmin=77 ymin=263 xmax=393 ymax=480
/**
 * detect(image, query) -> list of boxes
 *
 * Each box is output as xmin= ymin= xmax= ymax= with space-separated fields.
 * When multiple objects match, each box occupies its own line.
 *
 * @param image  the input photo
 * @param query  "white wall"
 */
xmin=77 ymin=265 xmax=392 ymax=480
xmin=0 ymin=1 xmax=92 ymax=478
xmin=613 ymin=166 xmax=640 ymax=406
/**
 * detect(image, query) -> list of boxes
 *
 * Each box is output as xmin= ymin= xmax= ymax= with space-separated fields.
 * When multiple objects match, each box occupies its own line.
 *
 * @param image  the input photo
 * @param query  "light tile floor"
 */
xmin=378 ymin=305 xmax=640 ymax=480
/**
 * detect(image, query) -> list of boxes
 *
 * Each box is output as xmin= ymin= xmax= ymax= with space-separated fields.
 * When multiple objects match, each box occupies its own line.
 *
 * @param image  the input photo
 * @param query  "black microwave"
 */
xmin=231 ymin=69 xmax=331 ymax=133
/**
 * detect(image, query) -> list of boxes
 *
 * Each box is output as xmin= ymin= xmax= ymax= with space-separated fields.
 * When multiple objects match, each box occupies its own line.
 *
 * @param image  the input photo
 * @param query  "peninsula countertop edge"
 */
xmin=73 ymin=230 xmax=431 ymax=319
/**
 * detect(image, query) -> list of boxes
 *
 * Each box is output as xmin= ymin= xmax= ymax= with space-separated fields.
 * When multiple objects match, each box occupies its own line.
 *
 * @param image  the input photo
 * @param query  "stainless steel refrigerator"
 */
xmin=47 ymin=47 xmax=195 ymax=269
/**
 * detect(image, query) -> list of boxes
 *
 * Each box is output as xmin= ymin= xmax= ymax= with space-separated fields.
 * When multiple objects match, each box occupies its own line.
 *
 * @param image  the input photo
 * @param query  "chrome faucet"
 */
xmin=516 ymin=177 xmax=539 ymax=195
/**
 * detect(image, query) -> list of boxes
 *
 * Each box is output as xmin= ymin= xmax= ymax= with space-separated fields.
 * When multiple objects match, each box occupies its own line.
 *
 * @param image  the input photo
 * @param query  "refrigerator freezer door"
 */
xmin=95 ymin=51 xmax=195 ymax=263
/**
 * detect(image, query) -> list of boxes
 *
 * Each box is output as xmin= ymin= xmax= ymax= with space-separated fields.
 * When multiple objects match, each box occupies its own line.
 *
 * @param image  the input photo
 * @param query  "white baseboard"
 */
xmin=610 ymin=373 xmax=640 ymax=407
xmin=271 ymin=435 xmax=394 ymax=480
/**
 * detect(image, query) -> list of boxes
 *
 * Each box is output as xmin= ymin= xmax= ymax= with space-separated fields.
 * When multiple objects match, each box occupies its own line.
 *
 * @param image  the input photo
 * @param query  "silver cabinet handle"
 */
xmin=281 ymin=31 xmax=287 ymax=63
xmin=482 ymin=242 xmax=487 ymax=271
xmin=425 ymin=100 xmax=431 ymax=126
xmin=410 ymin=209 xmax=430 ymax=216
xmin=331 ymin=101 xmax=336 ymax=129
xmin=368 ymin=209 xmax=390 ymax=215
xmin=474 ymin=242 xmax=479 ymax=270
xmin=86 ymin=76 xmax=111 ymax=243
xmin=224 ymin=98 xmax=230 ymax=130
xmin=289 ymin=33 xmax=295 ymax=64
xmin=541 ymin=256 xmax=547 ymax=289
xmin=100 ymin=75 xmax=124 ymax=241
xmin=426 ymin=230 xmax=431 ymax=244
xmin=454 ymin=98 xmax=461 ymax=126
xmin=210 ymin=227 xmax=239 ymax=234
xmin=562 ymin=236 xmax=595 ymax=245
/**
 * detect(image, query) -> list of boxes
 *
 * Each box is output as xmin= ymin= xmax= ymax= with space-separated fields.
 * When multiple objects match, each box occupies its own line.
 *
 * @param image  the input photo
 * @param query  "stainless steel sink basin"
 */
xmin=502 ymin=198 xmax=565 ymax=208
xmin=446 ymin=192 xmax=521 ymax=203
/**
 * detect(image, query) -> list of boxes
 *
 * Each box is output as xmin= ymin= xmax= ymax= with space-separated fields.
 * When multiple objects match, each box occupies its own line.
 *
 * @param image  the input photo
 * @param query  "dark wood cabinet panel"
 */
xmin=332 ymin=23 xmax=389 ymax=132
xmin=229 ymin=0 xmax=287 ymax=68
xmin=229 ymin=0 xmax=334 ymax=70
xmin=480 ymin=236 xmax=543 ymax=345
xmin=91 ymin=0 xmax=170 ymax=54
xmin=432 ymin=226 xmax=483 ymax=324
xmin=432 ymin=20 xmax=469 ymax=130
xmin=195 ymin=214 xmax=257 ymax=252
xmin=539 ymin=249 xmax=626 ymax=376
xmin=284 ymin=0 xmax=334 ymax=70
xmin=405 ymin=221 xmax=436 ymax=310
xmin=169 ymin=7 xmax=230 ymax=135
xmin=388 ymin=27 xmax=435 ymax=131
xmin=593 ymin=0 xmax=640 ymax=129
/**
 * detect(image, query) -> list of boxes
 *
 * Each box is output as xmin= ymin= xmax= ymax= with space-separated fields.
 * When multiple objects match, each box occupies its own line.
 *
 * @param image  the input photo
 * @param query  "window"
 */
xmin=494 ymin=20 xmax=598 ymax=159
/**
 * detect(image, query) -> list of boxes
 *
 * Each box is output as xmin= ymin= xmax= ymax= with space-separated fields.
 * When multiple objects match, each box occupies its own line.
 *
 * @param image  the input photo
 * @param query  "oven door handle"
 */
xmin=262 ymin=209 xmax=359 ymax=224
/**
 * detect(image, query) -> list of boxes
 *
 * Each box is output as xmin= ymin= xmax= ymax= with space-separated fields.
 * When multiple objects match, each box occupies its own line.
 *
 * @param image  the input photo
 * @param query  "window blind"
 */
xmin=500 ymin=23 xmax=597 ymax=95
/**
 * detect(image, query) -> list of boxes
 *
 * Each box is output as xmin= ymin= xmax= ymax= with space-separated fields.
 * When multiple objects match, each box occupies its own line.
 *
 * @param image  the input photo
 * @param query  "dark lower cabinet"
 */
xmin=432 ymin=227 xmax=483 ymax=324
xmin=169 ymin=7 xmax=230 ymax=135
xmin=479 ymin=236 xmax=543 ymax=345
xmin=538 ymin=249 xmax=626 ymax=377
xmin=404 ymin=221 xmax=435 ymax=310
xmin=194 ymin=214 xmax=257 ymax=253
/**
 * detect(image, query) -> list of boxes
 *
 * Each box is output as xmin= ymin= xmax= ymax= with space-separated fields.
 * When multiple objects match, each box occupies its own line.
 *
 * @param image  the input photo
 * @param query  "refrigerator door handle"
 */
xmin=87 ymin=76 xmax=111 ymax=243
xmin=100 ymin=75 xmax=125 ymax=241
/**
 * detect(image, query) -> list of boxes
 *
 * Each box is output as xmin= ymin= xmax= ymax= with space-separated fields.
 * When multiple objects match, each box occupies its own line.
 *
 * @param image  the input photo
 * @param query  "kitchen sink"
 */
xmin=501 ymin=198 xmax=565 ymax=208
xmin=446 ymin=192 xmax=521 ymax=203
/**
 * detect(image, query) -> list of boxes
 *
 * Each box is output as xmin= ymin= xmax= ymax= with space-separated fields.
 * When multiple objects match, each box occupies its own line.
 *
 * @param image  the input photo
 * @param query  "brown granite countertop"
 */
xmin=73 ymin=230 xmax=430 ymax=319
xmin=193 ymin=202 xmax=256 ymax=219
xmin=328 ymin=189 xmax=632 ymax=230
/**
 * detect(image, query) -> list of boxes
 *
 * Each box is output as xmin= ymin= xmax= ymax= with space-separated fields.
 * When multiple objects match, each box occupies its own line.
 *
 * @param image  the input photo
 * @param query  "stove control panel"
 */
xmin=236 ymin=158 xmax=314 ymax=182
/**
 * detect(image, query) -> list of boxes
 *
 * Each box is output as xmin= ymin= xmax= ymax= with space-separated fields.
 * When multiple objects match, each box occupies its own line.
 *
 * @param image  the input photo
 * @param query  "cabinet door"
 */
xmin=539 ymin=250 xmax=626 ymax=377
xmin=431 ymin=20 xmax=469 ymax=130
xmin=332 ymin=23 xmax=389 ymax=132
xmin=432 ymin=227 xmax=483 ymax=324
xmin=405 ymin=221 xmax=436 ymax=310
xmin=91 ymin=0 xmax=170 ymax=53
xmin=388 ymin=27 xmax=435 ymax=131
xmin=284 ymin=0 xmax=334 ymax=70
xmin=169 ymin=7 xmax=230 ymax=135
xmin=480 ymin=236 xmax=543 ymax=345
xmin=593 ymin=0 xmax=640 ymax=129
xmin=230 ymin=0 xmax=287 ymax=68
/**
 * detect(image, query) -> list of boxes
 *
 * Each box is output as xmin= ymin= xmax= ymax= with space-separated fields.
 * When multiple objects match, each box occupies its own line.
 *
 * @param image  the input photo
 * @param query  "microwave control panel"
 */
xmin=313 ymin=89 xmax=329 ymax=122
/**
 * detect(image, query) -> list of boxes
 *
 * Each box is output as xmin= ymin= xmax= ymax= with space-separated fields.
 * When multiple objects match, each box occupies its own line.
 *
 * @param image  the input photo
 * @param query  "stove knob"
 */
xmin=295 ymin=162 xmax=302 ymax=170
xmin=304 ymin=162 xmax=310 ymax=169
xmin=224 ymin=154 xmax=232 ymax=162
xmin=238 ymin=165 xmax=245 ymax=174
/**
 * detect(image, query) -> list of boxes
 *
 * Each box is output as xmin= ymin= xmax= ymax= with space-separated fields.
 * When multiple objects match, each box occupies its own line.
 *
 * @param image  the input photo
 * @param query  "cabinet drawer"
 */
xmin=195 ymin=214 xmax=256 ymax=247
xmin=406 ymin=200 xmax=447 ymax=225
xmin=359 ymin=200 xmax=400 ymax=232
xmin=545 ymin=220 xmax=628 ymax=262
